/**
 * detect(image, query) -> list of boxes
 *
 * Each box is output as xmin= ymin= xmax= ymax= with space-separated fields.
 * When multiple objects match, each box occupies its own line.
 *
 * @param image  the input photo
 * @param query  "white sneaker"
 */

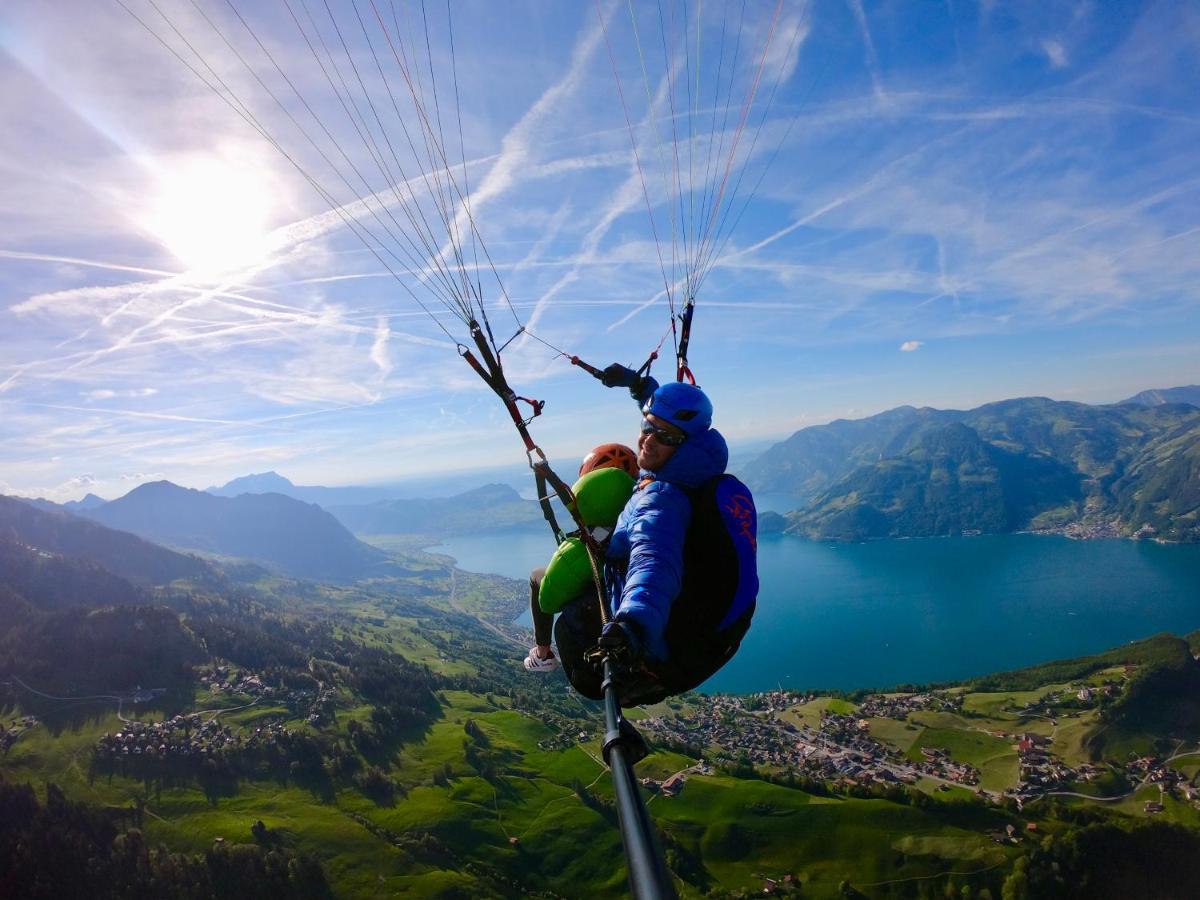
xmin=523 ymin=647 xmax=559 ymax=672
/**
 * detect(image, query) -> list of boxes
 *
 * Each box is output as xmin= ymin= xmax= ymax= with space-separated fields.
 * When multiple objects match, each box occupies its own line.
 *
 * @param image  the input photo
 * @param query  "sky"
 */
xmin=1 ymin=0 xmax=1198 ymax=502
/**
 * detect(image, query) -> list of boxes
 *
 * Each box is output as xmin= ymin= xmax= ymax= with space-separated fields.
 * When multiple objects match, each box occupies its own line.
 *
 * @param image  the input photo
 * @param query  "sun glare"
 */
xmin=141 ymin=154 xmax=279 ymax=278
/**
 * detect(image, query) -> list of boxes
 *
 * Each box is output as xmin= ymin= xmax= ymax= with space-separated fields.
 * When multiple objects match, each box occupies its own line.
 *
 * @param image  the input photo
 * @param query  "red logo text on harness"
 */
xmin=723 ymin=492 xmax=757 ymax=551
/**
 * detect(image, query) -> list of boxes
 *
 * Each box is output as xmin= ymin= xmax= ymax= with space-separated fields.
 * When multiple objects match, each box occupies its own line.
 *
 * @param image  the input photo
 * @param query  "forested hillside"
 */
xmin=743 ymin=397 xmax=1200 ymax=541
xmin=0 ymin=495 xmax=214 ymax=585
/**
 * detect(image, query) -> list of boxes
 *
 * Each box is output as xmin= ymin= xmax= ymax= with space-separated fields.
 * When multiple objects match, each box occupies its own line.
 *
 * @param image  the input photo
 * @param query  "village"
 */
xmin=856 ymin=690 xmax=963 ymax=719
xmin=194 ymin=664 xmax=338 ymax=726
xmin=634 ymin=681 xmax=1200 ymax=818
xmin=639 ymin=691 xmax=985 ymax=797
xmin=93 ymin=713 xmax=294 ymax=764
xmin=90 ymin=664 xmax=339 ymax=772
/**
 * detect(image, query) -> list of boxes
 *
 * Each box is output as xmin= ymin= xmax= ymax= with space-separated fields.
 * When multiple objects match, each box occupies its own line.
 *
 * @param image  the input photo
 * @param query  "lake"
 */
xmin=430 ymin=529 xmax=1200 ymax=693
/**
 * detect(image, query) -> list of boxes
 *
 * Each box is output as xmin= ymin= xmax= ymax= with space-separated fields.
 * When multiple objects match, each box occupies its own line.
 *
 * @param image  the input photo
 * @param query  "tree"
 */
xmin=1001 ymin=858 xmax=1029 ymax=900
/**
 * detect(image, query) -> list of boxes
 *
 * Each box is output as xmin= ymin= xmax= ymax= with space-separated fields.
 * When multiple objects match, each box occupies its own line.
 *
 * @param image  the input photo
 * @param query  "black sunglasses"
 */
xmin=640 ymin=417 xmax=686 ymax=446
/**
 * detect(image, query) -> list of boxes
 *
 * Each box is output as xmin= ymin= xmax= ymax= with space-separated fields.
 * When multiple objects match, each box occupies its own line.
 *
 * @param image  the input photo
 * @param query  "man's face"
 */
xmin=637 ymin=413 xmax=684 ymax=471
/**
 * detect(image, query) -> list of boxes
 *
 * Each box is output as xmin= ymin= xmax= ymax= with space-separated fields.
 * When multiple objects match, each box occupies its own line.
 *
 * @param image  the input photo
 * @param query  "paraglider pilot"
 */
xmin=524 ymin=365 xmax=733 ymax=706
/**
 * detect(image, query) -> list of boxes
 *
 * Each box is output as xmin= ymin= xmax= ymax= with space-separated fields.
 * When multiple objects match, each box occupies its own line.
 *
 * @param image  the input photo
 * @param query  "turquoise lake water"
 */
xmin=430 ymin=529 xmax=1200 ymax=693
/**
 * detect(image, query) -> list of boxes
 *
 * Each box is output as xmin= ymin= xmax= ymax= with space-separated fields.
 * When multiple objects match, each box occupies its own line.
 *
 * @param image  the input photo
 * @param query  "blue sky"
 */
xmin=2 ymin=0 xmax=1198 ymax=501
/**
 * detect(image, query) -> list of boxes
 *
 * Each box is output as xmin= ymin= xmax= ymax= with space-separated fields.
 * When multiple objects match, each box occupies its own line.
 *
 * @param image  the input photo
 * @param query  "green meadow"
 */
xmin=4 ymin=680 xmax=1041 ymax=899
xmin=5 ymin=589 xmax=1197 ymax=898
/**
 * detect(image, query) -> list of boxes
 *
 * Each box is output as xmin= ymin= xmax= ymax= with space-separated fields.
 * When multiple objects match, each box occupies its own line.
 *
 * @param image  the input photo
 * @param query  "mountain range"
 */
xmin=327 ymin=483 xmax=542 ymax=535
xmin=205 ymin=471 xmax=401 ymax=507
xmin=1120 ymin=384 xmax=1200 ymax=407
xmin=76 ymin=481 xmax=395 ymax=583
xmin=18 ymin=384 xmax=1199 ymax=563
xmin=742 ymin=394 xmax=1200 ymax=542
xmin=205 ymin=466 xmax=532 ymax=506
xmin=206 ymin=473 xmax=545 ymax=537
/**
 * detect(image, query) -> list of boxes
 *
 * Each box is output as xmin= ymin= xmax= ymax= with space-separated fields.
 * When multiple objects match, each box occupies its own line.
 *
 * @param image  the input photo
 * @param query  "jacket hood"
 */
xmin=644 ymin=426 xmax=728 ymax=488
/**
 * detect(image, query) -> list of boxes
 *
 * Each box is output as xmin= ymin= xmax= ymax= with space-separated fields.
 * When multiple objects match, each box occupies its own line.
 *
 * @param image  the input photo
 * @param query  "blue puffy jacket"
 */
xmin=605 ymin=384 xmax=729 ymax=661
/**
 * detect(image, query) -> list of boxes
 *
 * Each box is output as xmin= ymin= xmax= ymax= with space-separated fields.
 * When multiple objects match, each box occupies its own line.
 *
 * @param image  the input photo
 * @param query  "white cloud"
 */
xmin=1 ymin=2 xmax=1197 ymax=496
xmin=369 ymin=317 xmax=392 ymax=378
xmin=847 ymin=0 xmax=886 ymax=103
xmin=1041 ymin=39 xmax=1069 ymax=69
xmin=81 ymin=387 xmax=157 ymax=400
xmin=761 ymin=8 xmax=812 ymax=87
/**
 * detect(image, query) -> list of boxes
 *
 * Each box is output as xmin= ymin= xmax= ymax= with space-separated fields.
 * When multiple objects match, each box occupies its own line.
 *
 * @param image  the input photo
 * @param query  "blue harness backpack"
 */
xmin=659 ymin=474 xmax=758 ymax=693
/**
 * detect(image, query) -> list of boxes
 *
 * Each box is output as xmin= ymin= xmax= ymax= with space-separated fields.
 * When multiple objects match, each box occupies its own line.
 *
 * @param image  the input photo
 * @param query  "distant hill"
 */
xmin=787 ymin=420 xmax=1084 ymax=540
xmin=64 ymin=493 xmax=107 ymax=512
xmin=329 ymin=483 xmax=542 ymax=536
xmin=742 ymin=405 xmax=937 ymax=500
xmin=209 ymin=470 xmax=427 ymax=507
xmin=1119 ymin=385 xmax=1200 ymax=407
xmin=82 ymin=481 xmax=394 ymax=582
xmin=207 ymin=471 xmax=297 ymax=496
xmin=744 ymin=398 xmax=1200 ymax=542
xmin=0 ymin=537 xmax=146 ymax=612
xmin=0 ymin=495 xmax=213 ymax=585
xmin=20 ymin=493 xmax=108 ymax=514
xmin=207 ymin=466 xmax=539 ymax=507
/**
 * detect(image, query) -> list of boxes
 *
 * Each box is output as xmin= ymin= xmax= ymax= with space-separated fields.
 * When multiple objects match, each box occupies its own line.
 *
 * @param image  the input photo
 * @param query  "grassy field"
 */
xmin=905 ymin=726 xmax=1012 ymax=767
xmin=1050 ymin=712 xmax=1103 ymax=767
xmin=782 ymin=697 xmax=860 ymax=730
xmin=3 ymin=682 xmax=1038 ymax=899
xmin=867 ymin=717 xmax=923 ymax=752
xmin=961 ymin=689 xmax=1046 ymax=718
xmin=653 ymin=775 xmax=1014 ymax=896
xmin=6 ymin=620 xmax=1195 ymax=899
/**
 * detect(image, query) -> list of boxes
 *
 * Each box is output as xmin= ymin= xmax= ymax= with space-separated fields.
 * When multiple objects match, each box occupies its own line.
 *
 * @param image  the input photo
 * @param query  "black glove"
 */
xmin=598 ymin=621 xmax=641 ymax=660
xmin=600 ymin=363 xmax=640 ymax=389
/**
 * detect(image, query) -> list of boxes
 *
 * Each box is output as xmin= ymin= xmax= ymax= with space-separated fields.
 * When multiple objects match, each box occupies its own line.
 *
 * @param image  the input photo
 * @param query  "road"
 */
xmin=11 ymin=675 xmax=138 ymax=723
xmin=1029 ymin=741 xmax=1200 ymax=806
xmin=446 ymin=568 xmax=527 ymax=651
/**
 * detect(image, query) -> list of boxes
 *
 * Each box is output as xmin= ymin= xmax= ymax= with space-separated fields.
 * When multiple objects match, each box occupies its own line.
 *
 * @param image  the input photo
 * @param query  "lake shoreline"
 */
xmin=425 ymin=528 xmax=1200 ymax=695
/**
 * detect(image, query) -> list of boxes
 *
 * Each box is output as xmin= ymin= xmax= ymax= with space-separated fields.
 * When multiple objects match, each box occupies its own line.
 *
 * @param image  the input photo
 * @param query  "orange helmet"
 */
xmin=578 ymin=442 xmax=639 ymax=478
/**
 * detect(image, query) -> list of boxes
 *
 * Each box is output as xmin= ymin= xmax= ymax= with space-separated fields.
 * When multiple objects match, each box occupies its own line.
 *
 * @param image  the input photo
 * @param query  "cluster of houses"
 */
xmin=200 ymin=667 xmax=277 ymax=699
xmin=747 ymin=690 xmax=817 ymax=712
xmin=1003 ymin=731 xmax=1099 ymax=805
xmin=1128 ymin=755 xmax=1200 ymax=811
xmin=819 ymin=713 xmax=981 ymax=787
xmin=93 ymin=714 xmax=293 ymax=763
xmin=195 ymin=665 xmax=335 ymax=726
xmin=640 ymin=694 xmax=805 ymax=768
xmin=640 ymin=695 xmax=982 ymax=793
xmin=1012 ymin=676 xmax=1127 ymax=723
xmin=636 ymin=685 xmax=1200 ymax=823
xmin=1038 ymin=679 xmax=1119 ymax=710
xmin=812 ymin=713 xmax=911 ymax=781
xmin=533 ymin=709 xmax=593 ymax=751
xmin=914 ymin=745 xmax=981 ymax=786
xmin=536 ymin=728 xmax=591 ymax=751
xmin=1 ymin=716 xmax=38 ymax=753
xmin=856 ymin=691 xmax=962 ymax=719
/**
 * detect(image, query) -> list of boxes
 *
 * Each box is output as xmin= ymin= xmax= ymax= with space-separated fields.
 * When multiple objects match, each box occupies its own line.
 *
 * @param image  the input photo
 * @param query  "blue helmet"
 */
xmin=642 ymin=381 xmax=713 ymax=437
